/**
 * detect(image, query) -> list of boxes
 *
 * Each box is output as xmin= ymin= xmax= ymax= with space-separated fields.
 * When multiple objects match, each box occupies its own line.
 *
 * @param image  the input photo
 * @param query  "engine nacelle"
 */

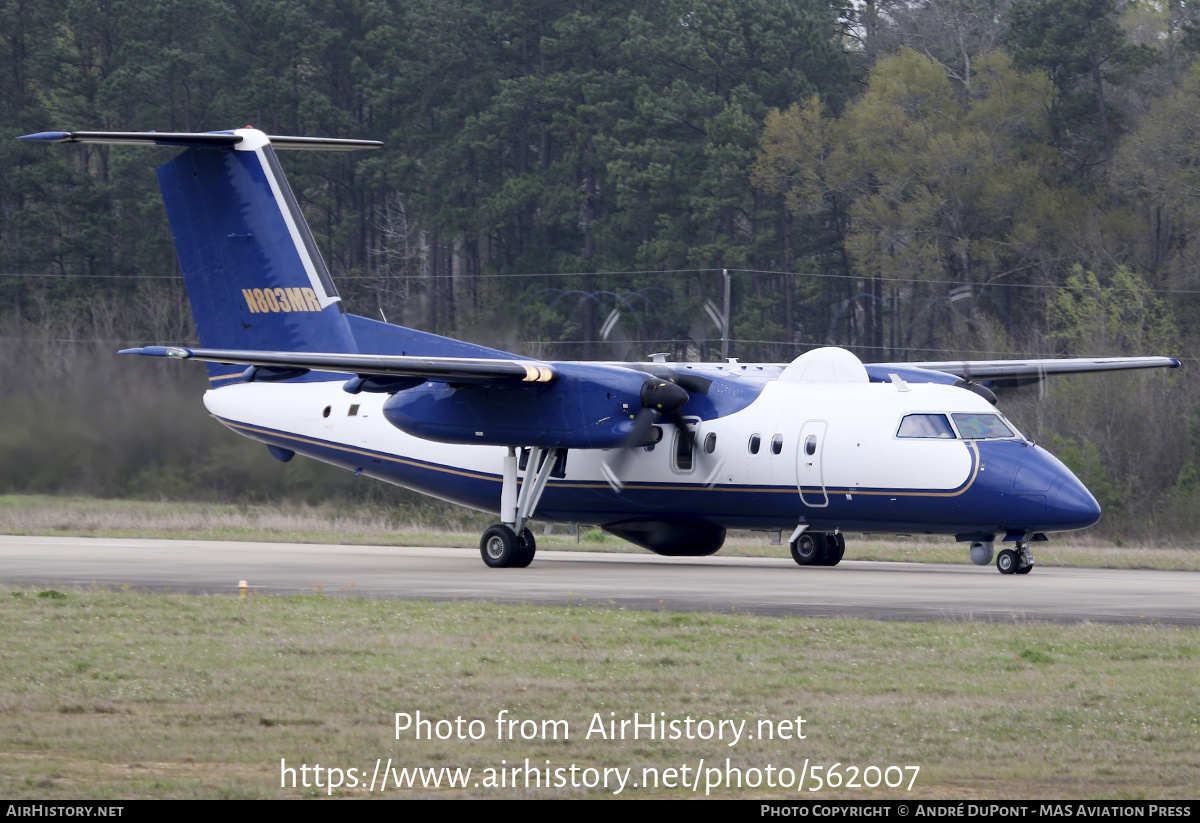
xmin=382 ymin=363 xmax=657 ymax=448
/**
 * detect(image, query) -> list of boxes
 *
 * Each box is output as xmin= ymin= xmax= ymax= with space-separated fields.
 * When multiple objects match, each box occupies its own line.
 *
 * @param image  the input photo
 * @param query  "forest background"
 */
xmin=1 ymin=0 xmax=1198 ymax=539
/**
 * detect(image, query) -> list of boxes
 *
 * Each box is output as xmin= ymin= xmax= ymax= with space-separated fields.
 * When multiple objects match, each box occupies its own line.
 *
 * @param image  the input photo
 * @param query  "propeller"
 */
xmin=601 ymin=377 xmax=693 ymax=491
xmin=637 ymin=378 xmax=692 ymax=444
xmin=956 ymin=361 xmax=999 ymax=405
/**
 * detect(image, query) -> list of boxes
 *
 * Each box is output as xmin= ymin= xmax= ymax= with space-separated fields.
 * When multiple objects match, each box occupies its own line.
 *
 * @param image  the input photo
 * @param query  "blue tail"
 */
xmin=20 ymin=128 xmax=521 ymax=382
xmin=155 ymin=129 xmax=363 ymax=383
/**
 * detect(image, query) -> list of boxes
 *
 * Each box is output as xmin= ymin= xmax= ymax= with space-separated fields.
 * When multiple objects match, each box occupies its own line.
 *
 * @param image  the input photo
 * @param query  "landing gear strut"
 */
xmin=997 ymin=542 xmax=1036 ymax=575
xmin=479 ymin=446 xmax=563 ymax=568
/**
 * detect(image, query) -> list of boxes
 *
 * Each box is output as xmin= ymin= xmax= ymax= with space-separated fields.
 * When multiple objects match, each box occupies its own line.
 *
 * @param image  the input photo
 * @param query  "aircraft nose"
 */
xmin=1004 ymin=443 xmax=1102 ymax=532
xmin=1051 ymin=474 xmax=1102 ymax=530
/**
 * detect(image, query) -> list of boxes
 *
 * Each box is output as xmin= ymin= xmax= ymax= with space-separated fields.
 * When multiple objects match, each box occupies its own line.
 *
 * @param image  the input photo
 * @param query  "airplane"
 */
xmin=19 ymin=128 xmax=1180 ymax=575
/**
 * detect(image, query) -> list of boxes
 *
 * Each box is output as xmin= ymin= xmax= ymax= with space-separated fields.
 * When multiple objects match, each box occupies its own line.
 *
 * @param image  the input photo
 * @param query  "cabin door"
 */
xmin=797 ymin=420 xmax=828 ymax=507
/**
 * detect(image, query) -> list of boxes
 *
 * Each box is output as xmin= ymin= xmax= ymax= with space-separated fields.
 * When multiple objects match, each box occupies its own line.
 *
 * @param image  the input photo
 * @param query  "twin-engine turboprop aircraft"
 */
xmin=21 ymin=128 xmax=1180 ymax=574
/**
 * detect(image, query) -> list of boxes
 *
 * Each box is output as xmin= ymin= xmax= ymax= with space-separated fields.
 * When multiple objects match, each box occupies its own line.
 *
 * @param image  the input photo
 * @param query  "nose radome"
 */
xmin=1052 ymin=474 xmax=1102 ymax=530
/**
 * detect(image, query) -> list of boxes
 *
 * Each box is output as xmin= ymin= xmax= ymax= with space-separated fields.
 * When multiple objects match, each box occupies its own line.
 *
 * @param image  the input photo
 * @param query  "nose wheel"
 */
xmin=997 ymin=543 xmax=1035 ymax=575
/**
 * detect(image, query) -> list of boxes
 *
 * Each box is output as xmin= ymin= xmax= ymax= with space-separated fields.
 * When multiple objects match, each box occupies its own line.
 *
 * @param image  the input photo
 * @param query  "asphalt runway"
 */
xmin=1 ymin=534 xmax=1197 ymax=624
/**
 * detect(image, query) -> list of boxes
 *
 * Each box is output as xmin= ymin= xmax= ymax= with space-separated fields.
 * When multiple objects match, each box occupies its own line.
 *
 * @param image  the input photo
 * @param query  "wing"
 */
xmin=879 ymin=355 xmax=1180 ymax=387
xmin=120 ymin=346 xmax=557 ymax=384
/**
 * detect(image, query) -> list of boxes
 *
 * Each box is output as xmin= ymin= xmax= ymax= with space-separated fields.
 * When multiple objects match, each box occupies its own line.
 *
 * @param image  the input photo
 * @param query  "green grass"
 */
xmin=2 ymin=494 xmax=1199 ymax=570
xmin=0 ymin=586 xmax=1196 ymax=799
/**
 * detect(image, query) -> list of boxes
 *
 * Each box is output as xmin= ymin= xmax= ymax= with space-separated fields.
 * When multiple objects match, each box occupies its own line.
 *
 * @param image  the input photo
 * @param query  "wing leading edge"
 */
xmin=887 ymin=356 xmax=1180 ymax=386
xmin=124 ymin=346 xmax=1178 ymax=390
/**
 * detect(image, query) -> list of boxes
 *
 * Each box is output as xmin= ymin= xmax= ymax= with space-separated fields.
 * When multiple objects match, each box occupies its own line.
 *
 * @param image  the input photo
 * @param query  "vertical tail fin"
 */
xmin=156 ymin=129 xmax=378 ymax=382
xmin=19 ymin=128 xmax=382 ymax=384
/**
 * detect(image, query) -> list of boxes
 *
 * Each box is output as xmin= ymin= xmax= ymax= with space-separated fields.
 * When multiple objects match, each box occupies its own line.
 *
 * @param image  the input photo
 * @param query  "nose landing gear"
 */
xmin=997 ymin=542 xmax=1035 ymax=575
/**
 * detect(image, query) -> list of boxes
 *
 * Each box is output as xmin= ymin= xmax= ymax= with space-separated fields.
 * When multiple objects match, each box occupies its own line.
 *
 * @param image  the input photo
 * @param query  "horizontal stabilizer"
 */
xmin=18 ymin=130 xmax=382 ymax=151
xmin=120 ymin=346 xmax=558 ymax=384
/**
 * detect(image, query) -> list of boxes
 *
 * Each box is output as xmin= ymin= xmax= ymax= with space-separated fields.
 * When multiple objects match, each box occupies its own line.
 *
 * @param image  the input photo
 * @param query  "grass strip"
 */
xmin=1 ymin=586 xmax=1196 ymax=799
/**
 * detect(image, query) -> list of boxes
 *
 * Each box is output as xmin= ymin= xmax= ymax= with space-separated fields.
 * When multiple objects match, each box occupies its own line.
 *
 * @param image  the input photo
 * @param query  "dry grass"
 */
xmin=0 ymin=495 xmax=486 ymax=548
xmin=1 ymin=495 xmax=1198 ymax=570
xmin=0 ymin=587 xmax=1195 ymax=799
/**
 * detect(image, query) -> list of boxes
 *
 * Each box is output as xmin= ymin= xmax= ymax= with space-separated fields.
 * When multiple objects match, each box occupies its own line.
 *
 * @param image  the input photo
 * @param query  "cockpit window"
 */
xmin=896 ymin=414 xmax=956 ymax=439
xmin=952 ymin=413 xmax=1015 ymax=439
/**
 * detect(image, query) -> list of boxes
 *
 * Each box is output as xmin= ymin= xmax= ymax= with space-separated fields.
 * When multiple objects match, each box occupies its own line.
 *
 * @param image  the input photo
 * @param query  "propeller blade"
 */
xmin=603 ymin=377 xmax=693 ymax=492
xmin=599 ymin=460 xmax=625 ymax=492
xmin=665 ymin=410 xmax=695 ymax=454
xmin=622 ymin=406 xmax=660 ymax=448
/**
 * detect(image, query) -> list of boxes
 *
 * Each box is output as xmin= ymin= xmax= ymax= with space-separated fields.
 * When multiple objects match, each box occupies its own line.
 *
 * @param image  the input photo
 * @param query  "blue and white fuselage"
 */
xmin=203 ymin=347 xmax=1101 ymax=554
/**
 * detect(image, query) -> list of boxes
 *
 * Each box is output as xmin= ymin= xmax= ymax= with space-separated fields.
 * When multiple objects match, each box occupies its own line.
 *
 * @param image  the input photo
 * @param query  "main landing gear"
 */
xmin=789 ymin=530 xmax=845 ymax=567
xmin=996 ymin=542 xmax=1035 ymax=575
xmin=480 ymin=446 xmax=564 ymax=568
xmin=480 ymin=524 xmax=536 ymax=568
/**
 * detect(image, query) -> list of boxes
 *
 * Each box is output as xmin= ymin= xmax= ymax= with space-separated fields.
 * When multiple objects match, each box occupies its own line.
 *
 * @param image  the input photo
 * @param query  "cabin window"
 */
xmin=748 ymin=434 xmax=761 ymax=454
xmin=805 ymin=435 xmax=817 ymax=456
xmin=321 ymin=406 xmax=331 ymax=418
xmin=952 ymin=413 xmax=1015 ymax=440
xmin=348 ymin=404 xmax=360 ymax=417
xmin=896 ymin=413 xmax=955 ymax=439
xmin=771 ymin=434 xmax=783 ymax=455
xmin=704 ymin=432 xmax=717 ymax=454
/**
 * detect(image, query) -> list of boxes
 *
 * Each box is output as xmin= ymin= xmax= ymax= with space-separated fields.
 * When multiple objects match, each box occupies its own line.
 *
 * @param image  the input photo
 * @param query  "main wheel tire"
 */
xmin=513 ymin=528 xmax=537 ymax=568
xmin=1015 ymin=562 xmax=1033 ymax=574
xmin=790 ymin=533 xmax=827 ymax=566
xmin=996 ymin=549 xmax=1018 ymax=575
xmin=481 ymin=524 xmax=520 ymax=568
xmin=822 ymin=533 xmax=846 ymax=566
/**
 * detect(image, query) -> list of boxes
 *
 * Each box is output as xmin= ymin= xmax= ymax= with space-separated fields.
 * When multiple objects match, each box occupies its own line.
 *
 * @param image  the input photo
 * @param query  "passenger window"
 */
xmin=748 ymin=434 xmax=761 ymax=454
xmin=771 ymin=434 xmax=783 ymax=455
xmin=805 ymin=435 xmax=817 ymax=456
xmin=704 ymin=433 xmax=717 ymax=454
xmin=896 ymin=414 xmax=955 ymax=439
